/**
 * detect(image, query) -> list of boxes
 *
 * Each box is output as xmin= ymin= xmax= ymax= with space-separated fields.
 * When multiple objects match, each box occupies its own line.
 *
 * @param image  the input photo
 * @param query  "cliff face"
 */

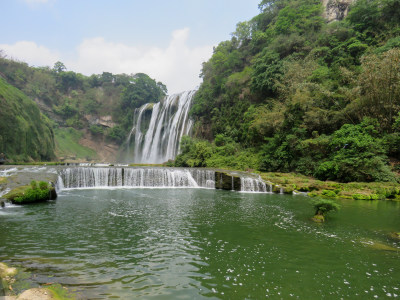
xmin=322 ymin=0 xmax=356 ymax=22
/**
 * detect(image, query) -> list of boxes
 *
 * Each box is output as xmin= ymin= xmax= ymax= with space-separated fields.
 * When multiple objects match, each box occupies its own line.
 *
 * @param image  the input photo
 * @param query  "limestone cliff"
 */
xmin=322 ymin=0 xmax=356 ymax=22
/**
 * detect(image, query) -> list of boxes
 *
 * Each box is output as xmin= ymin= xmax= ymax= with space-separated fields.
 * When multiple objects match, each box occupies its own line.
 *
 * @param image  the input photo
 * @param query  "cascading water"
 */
xmin=126 ymin=90 xmax=196 ymax=164
xmin=56 ymin=166 xmax=272 ymax=193
xmin=58 ymin=167 xmax=215 ymax=190
xmin=240 ymin=176 xmax=271 ymax=193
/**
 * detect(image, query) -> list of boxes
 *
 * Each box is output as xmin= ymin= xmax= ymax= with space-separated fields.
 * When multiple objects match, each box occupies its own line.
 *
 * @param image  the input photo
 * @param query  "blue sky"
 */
xmin=0 ymin=0 xmax=261 ymax=93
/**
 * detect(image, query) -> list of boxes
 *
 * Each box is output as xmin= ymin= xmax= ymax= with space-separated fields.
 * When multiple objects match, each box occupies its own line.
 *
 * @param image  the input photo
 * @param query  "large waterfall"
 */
xmin=126 ymin=90 xmax=196 ymax=164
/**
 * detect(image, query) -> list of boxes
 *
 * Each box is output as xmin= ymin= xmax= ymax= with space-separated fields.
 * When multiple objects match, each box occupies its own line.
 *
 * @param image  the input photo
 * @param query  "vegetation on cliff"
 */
xmin=0 ymin=52 xmax=167 ymax=161
xmin=177 ymin=0 xmax=400 ymax=183
xmin=0 ymin=77 xmax=55 ymax=162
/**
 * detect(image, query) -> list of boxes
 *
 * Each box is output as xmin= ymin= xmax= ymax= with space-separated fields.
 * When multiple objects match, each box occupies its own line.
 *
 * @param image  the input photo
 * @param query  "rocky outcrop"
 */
xmin=322 ymin=0 xmax=356 ymax=22
xmin=84 ymin=114 xmax=116 ymax=128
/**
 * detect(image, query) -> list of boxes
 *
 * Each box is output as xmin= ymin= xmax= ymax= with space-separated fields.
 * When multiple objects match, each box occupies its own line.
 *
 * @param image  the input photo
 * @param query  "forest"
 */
xmin=174 ymin=0 xmax=400 ymax=183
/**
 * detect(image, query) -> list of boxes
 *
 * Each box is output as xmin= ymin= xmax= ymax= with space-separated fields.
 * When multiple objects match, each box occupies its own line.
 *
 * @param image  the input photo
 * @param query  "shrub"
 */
xmin=312 ymin=198 xmax=340 ymax=216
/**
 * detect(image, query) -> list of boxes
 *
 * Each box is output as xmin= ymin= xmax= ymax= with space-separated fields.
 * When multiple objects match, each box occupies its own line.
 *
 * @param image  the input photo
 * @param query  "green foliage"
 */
xmin=174 ymin=136 xmax=260 ymax=171
xmin=121 ymin=73 xmax=166 ymax=110
xmin=0 ymin=78 xmax=55 ymax=162
xmin=89 ymin=125 xmax=104 ymax=136
xmin=251 ymin=49 xmax=283 ymax=96
xmin=312 ymin=198 xmax=340 ymax=216
xmin=315 ymin=118 xmax=396 ymax=182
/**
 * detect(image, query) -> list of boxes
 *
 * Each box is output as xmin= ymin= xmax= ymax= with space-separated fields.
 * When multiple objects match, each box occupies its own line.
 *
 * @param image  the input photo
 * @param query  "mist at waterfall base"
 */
xmin=125 ymin=90 xmax=196 ymax=164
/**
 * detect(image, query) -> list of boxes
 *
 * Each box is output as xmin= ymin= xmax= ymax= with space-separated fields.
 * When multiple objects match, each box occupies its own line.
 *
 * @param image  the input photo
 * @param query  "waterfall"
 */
xmin=126 ymin=90 xmax=196 ymax=164
xmin=240 ymin=176 xmax=269 ymax=193
xmin=58 ymin=167 xmax=215 ymax=190
xmin=57 ymin=167 xmax=274 ymax=193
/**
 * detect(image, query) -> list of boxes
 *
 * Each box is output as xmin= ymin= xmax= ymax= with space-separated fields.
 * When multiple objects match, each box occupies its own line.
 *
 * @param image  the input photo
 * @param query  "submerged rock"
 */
xmin=312 ymin=214 xmax=325 ymax=223
xmin=17 ymin=288 xmax=54 ymax=300
xmin=0 ymin=262 xmax=17 ymax=278
xmin=360 ymin=239 xmax=399 ymax=252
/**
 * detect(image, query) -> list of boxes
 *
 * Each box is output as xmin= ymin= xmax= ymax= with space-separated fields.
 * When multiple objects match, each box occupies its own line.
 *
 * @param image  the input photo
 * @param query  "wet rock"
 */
xmin=0 ymin=263 xmax=17 ymax=278
xmin=215 ymin=171 xmax=241 ymax=191
xmin=312 ymin=214 xmax=325 ymax=223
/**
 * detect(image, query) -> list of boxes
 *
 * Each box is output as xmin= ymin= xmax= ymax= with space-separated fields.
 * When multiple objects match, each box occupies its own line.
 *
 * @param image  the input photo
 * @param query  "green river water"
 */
xmin=0 ymin=188 xmax=399 ymax=299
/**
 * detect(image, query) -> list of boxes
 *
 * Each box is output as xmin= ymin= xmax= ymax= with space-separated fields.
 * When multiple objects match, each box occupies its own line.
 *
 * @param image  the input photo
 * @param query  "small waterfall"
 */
xmin=57 ymin=167 xmax=215 ymax=190
xmin=127 ymin=90 xmax=196 ymax=164
xmin=240 ymin=176 xmax=269 ymax=193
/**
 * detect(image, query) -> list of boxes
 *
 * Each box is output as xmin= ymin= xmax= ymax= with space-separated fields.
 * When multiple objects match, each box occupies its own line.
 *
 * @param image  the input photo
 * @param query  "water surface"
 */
xmin=0 ymin=189 xmax=399 ymax=299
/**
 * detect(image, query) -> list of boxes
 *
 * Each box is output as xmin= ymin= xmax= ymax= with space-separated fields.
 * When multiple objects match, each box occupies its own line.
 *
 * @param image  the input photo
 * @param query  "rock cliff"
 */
xmin=322 ymin=0 xmax=356 ymax=22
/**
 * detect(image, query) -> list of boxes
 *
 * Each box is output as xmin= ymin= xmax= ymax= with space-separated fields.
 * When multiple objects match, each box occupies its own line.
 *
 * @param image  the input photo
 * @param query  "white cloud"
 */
xmin=0 ymin=28 xmax=214 ymax=94
xmin=68 ymin=28 xmax=213 ymax=94
xmin=0 ymin=41 xmax=59 ymax=67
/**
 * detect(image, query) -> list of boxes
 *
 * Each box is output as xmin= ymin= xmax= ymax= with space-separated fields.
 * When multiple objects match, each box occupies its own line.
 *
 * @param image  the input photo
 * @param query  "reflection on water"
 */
xmin=0 ymin=189 xmax=399 ymax=299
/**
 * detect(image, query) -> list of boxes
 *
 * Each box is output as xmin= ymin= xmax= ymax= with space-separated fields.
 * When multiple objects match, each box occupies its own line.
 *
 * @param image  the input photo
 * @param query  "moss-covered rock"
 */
xmin=312 ymin=214 xmax=325 ymax=223
xmin=322 ymin=190 xmax=337 ymax=197
xmin=352 ymin=193 xmax=371 ymax=200
xmin=272 ymin=185 xmax=281 ymax=193
xmin=0 ymin=262 xmax=17 ymax=278
xmin=282 ymin=186 xmax=294 ymax=194
xmin=5 ymin=181 xmax=57 ymax=204
xmin=389 ymin=232 xmax=400 ymax=241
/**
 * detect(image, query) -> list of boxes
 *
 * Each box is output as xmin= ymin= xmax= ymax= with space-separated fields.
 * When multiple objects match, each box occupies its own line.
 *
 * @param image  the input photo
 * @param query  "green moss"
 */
xmin=311 ymin=214 xmax=325 ymax=223
xmin=352 ymin=194 xmax=371 ymax=200
xmin=308 ymin=191 xmax=318 ymax=197
xmin=282 ymin=186 xmax=294 ymax=194
xmin=5 ymin=181 xmax=56 ymax=204
xmin=46 ymin=284 xmax=76 ymax=300
xmin=322 ymin=190 xmax=337 ymax=197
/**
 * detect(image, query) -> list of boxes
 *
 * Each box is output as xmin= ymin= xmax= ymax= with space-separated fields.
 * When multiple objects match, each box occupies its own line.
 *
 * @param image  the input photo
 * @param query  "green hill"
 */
xmin=0 ymin=77 xmax=55 ymax=162
xmin=175 ymin=0 xmax=400 ymax=182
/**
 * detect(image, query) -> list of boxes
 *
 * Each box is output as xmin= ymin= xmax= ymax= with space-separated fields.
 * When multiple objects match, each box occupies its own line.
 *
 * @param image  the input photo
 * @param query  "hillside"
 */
xmin=175 ymin=0 xmax=400 ymax=183
xmin=0 ymin=77 xmax=55 ymax=162
xmin=0 ymin=55 xmax=167 ymax=163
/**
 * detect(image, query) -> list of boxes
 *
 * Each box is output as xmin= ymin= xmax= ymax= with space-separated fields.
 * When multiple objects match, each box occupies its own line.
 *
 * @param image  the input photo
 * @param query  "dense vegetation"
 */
xmin=0 ymin=77 xmax=55 ymax=161
xmin=175 ymin=0 xmax=400 ymax=183
xmin=0 ymin=53 xmax=166 ymax=161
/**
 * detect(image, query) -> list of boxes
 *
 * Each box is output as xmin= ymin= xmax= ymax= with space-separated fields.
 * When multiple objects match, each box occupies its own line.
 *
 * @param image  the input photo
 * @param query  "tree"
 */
xmin=53 ymin=61 xmax=66 ymax=73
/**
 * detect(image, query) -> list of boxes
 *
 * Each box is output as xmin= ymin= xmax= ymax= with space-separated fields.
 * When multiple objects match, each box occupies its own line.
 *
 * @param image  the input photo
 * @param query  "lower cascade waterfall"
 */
xmin=57 ymin=167 xmax=216 ymax=190
xmin=126 ymin=90 xmax=196 ymax=164
xmin=56 ymin=167 xmax=269 ymax=192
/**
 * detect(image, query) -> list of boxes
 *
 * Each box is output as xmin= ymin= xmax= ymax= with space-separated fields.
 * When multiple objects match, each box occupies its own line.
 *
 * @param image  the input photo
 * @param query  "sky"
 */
xmin=0 ymin=0 xmax=261 ymax=94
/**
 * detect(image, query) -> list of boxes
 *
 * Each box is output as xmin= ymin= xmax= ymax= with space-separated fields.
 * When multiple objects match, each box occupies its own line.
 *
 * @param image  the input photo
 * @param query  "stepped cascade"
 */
xmin=56 ymin=167 xmax=268 ymax=192
xmin=57 ymin=167 xmax=215 ymax=189
xmin=126 ymin=90 xmax=196 ymax=164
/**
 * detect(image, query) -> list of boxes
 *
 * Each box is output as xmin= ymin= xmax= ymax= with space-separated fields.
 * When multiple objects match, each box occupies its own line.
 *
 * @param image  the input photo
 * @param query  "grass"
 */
xmin=54 ymin=127 xmax=97 ymax=161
